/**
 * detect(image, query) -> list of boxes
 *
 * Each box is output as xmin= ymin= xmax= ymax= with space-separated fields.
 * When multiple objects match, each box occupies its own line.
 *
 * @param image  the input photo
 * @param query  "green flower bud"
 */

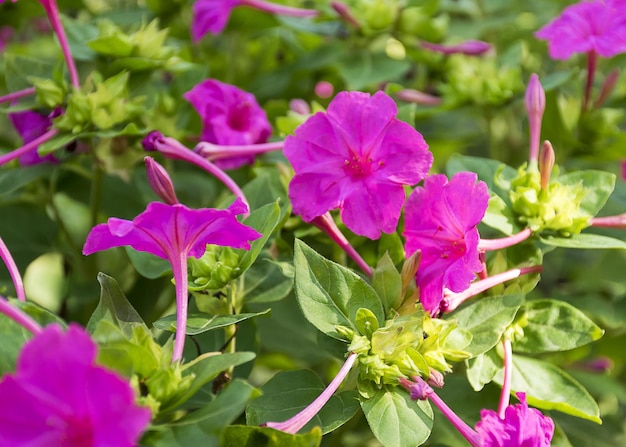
xmin=34 ymin=79 xmax=66 ymax=109
xmin=188 ymin=246 xmax=242 ymax=291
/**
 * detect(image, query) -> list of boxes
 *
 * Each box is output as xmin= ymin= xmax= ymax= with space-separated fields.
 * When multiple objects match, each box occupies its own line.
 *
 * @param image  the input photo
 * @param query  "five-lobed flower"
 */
xmin=284 ymin=90 xmax=433 ymax=240
xmin=0 ymin=323 xmax=151 ymax=446
xmin=403 ymin=172 xmax=489 ymax=314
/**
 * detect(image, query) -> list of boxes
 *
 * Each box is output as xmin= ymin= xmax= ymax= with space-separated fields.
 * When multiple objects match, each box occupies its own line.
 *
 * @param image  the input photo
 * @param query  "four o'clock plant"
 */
xmin=1 ymin=1 xmax=625 ymax=445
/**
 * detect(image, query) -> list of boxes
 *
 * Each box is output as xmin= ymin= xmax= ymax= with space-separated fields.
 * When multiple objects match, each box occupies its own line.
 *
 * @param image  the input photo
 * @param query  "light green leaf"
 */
xmin=540 ymin=233 xmax=626 ymax=250
xmin=371 ymin=253 xmax=403 ymax=314
xmin=293 ymin=240 xmax=385 ymax=340
xmin=361 ymin=387 xmax=433 ymax=447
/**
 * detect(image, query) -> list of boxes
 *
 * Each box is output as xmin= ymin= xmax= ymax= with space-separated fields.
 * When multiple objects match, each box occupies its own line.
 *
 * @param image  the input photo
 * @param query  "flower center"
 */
xmin=62 ymin=417 xmax=94 ymax=447
xmin=343 ymin=155 xmax=383 ymax=178
xmin=227 ymin=102 xmax=251 ymax=131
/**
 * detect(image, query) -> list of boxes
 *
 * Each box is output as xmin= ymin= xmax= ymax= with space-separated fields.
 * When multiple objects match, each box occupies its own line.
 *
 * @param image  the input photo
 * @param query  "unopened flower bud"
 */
xmin=142 ymin=130 xmax=164 ymax=152
xmin=525 ymin=74 xmax=546 ymax=165
xmin=289 ymin=99 xmax=310 ymax=115
xmin=398 ymin=376 xmax=433 ymax=400
xmin=396 ymin=89 xmax=442 ymax=106
xmin=145 ymin=156 xmax=179 ymax=205
xmin=331 ymin=1 xmax=360 ymax=28
xmin=427 ymin=369 xmax=445 ymax=388
xmin=401 ymin=250 xmax=421 ymax=291
xmin=314 ymin=81 xmax=334 ymax=99
xmin=539 ymin=140 xmax=555 ymax=191
xmin=420 ymin=40 xmax=492 ymax=56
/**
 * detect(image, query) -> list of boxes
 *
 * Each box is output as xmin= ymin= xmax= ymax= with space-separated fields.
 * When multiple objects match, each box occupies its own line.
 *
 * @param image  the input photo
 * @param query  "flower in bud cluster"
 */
xmin=0 ymin=324 xmax=151 ymax=446
xmin=535 ymin=0 xmax=626 ymax=60
xmin=184 ymin=79 xmax=272 ymax=169
xmin=525 ymin=74 xmax=546 ymax=165
xmin=403 ymin=172 xmax=489 ymax=314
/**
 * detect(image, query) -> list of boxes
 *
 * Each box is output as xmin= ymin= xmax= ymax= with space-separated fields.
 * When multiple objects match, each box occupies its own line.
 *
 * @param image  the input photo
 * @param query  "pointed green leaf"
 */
xmin=293 ymin=240 xmax=385 ymax=340
xmin=513 ymin=299 xmax=604 ymax=353
xmin=153 ymin=309 xmax=271 ymax=336
xmin=372 ymin=253 xmax=403 ymax=313
xmin=540 ymin=233 xmax=626 ymax=250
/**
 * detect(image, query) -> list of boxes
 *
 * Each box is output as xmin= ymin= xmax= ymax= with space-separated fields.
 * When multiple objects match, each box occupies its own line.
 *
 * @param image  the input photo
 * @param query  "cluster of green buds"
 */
xmin=53 ymin=71 xmax=144 ymax=133
xmin=440 ymin=55 xmax=523 ymax=106
xmin=398 ymin=5 xmax=448 ymax=42
xmin=507 ymin=142 xmax=591 ymax=236
xmin=337 ymin=306 xmax=471 ymax=388
xmin=188 ymin=246 xmax=242 ymax=291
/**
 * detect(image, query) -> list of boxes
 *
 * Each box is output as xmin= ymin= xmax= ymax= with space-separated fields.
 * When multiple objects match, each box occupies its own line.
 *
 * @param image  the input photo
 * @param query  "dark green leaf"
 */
xmin=372 ymin=253 xmax=403 ymax=314
xmin=540 ymin=233 xmax=626 ymax=250
xmin=221 ymin=425 xmax=322 ymax=447
xmin=246 ymin=369 xmax=360 ymax=434
xmin=153 ymin=309 xmax=271 ymax=335
xmin=238 ymin=201 xmax=282 ymax=272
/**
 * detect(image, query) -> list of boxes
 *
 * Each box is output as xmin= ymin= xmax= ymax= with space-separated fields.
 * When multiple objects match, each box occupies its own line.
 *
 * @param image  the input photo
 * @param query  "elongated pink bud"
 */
xmin=396 ymin=89 xmax=442 ymax=106
xmin=421 ymin=40 xmax=492 ymax=56
xmin=539 ymin=140 xmax=555 ymax=191
xmin=525 ymin=74 xmax=546 ymax=165
xmin=145 ymin=156 xmax=179 ymax=205
xmin=331 ymin=1 xmax=360 ymax=28
xmin=594 ymin=68 xmax=620 ymax=108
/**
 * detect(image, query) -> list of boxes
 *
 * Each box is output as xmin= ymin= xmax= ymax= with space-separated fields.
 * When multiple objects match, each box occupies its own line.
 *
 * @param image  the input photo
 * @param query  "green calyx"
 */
xmin=341 ymin=307 xmax=471 ymax=388
xmin=188 ymin=246 xmax=242 ymax=291
xmin=509 ymin=164 xmax=590 ymax=236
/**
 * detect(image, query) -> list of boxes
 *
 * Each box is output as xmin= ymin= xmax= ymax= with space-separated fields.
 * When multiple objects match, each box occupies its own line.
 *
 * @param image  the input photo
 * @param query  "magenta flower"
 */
xmin=191 ymin=0 xmax=318 ymax=41
xmin=184 ymin=79 xmax=272 ymax=169
xmin=535 ymin=0 xmax=626 ymax=60
xmin=0 ymin=323 xmax=151 ymax=446
xmin=83 ymin=196 xmax=261 ymax=362
xmin=476 ymin=393 xmax=554 ymax=447
xmin=284 ymin=90 xmax=433 ymax=240
xmin=8 ymin=109 xmax=60 ymax=166
xmin=403 ymin=172 xmax=489 ymax=314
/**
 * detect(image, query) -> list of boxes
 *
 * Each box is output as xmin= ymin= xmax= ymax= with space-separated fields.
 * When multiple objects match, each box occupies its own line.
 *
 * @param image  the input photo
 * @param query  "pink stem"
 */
xmin=41 ymin=1 xmax=80 ymax=88
xmin=241 ymin=0 xmax=319 ymax=17
xmin=0 ymin=295 xmax=42 ymax=334
xmin=171 ymin=253 xmax=189 ymax=363
xmin=582 ymin=50 xmax=597 ymax=113
xmin=311 ymin=213 xmax=372 ymax=276
xmin=0 ymin=236 xmax=26 ymax=302
xmin=194 ymin=141 xmax=284 ymax=160
xmin=443 ymin=265 xmax=543 ymax=313
xmin=0 ymin=128 xmax=58 ymax=167
xmin=477 ymin=228 xmax=533 ymax=251
xmin=498 ymin=338 xmax=513 ymax=419
xmin=265 ymin=352 xmax=357 ymax=433
xmin=0 ymin=87 xmax=36 ymax=105
xmin=589 ymin=213 xmax=626 ymax=229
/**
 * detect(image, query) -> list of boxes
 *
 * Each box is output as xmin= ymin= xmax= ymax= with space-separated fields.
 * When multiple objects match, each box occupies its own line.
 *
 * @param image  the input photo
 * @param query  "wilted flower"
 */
xmin=83 ymin=161 xmax=262 ymax=362
xmin=184 ymin=79 xmax=272 ymax=169
xmin=535 ymin=0 xmax=626 ymax=60
xmin=403 ymin=172 xmax=489 ymax=314
xmin=284 ymin=90 xmax=433 ymax=240
xmin=0 ymin=324 xmax=152 ymax=446
xmin=191 ymin=0 xmax=318 ymax=41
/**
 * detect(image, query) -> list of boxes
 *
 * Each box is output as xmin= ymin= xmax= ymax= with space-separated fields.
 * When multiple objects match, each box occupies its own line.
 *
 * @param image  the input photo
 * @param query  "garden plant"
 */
xmin=1 ymin=0 xmax=626 ymax=446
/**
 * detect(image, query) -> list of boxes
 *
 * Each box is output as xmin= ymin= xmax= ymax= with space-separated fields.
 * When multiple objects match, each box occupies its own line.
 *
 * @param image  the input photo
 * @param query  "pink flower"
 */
xmin=403 ymin=172 xmax=489 ymax=314
xmin=284 ymin=90 xmax=433 ymax=240
xmin=8 ymin=109 xmax=60 ymax=166
xmin=0 ymin=324 xmax=151 ymax=446
xmin=535 ymin=0 xmax=626 ymax=59
xmin=83 ymin=194 xmax=261 ymax=362
xmin=191 ymin=0 xmax=318 ymax=41
xmin=184 ymin=79 xmax=272 ymax=169
xmin=476 ymin=393 xmax=554 ymax=447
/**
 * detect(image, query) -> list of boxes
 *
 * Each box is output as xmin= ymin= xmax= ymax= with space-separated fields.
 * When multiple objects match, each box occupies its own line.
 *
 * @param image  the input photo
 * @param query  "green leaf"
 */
xmin=148 ymin=379 xmax=259 ymax=447
xmin=337 ymin=51 xmax=411 ymax=90
xmin=483 ymin=194 xmax=520 ymax=235
xmin=238 ymin=201 xmax=282 ymax=273
xmin=3 ymin=54 xmax=55 ymax=91
xmin=86 ymin=272 xmax=148 ymax=338
xmin=246 ymin=369 xmax=360 ymax=434
xmin=451 ymin=294 xmax=524 ymax=356
xmin=125 ymin=248 xmax=171 ymax=279
xmin=38 ymin=134 xmax=77 ymax=155
xmin=87 ymin=34 xmax=134 ymax=57
xmin=0 ymin=310 xmax=32 ymax=375
xmin=446 ymin=155 xmax=518 ymax=205
xmin=243 ymin=257 xmax=293 ymax=304
xmin=494 ymin=356 xmax=601 ymax=423
xmin=361 ymin=386 xmax=434 ymax=447
xmin=0 ymin=165 xmax=53 ymax=197
xmin=513 ymin=299 xmax=604 ymax=353
xmin=13 ymin=300 xmax=66 ymax=328
xmin=371 ymin=253 xmax=403 ymax=314
xmin=558 ymin=171 xmax=615 ymax=217
xmin=161 ymin=352 xmax=256 ymax=412
xmin=466 ymin=348 xmax=503 ymax=391
xmin=540 ymin=233 xmax=626 ymax=250
xmin=153 ymin=309 xmax=271 ymax=336
xmin=293 ymin=240 xmax=385 ymax=341
xmin=221 ymin=426 xmax=322 ymax=447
